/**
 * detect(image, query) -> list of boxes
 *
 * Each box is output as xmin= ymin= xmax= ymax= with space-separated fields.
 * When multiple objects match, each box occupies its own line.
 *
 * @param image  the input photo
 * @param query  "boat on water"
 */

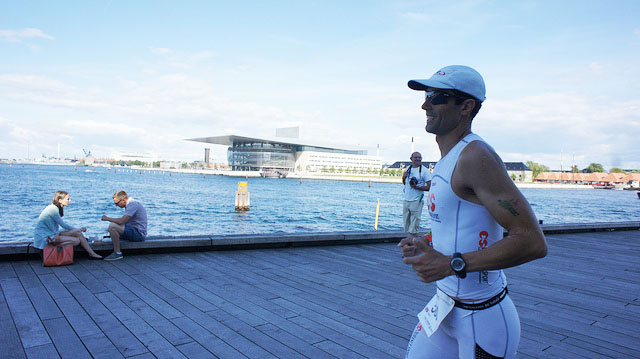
xmin=260 ymin=169 xmax=288 ymax=178
xmin=592 ymin=181 xmax=614 ymax=189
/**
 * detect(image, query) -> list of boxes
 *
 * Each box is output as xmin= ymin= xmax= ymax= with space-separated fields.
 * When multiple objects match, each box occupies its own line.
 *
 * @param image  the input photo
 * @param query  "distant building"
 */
xmin=111 ymin=151 xmax=156 ymax=164
xmin=505 ymin=162 xmax=533 ymax=182
xmin=187 ymin=135 xmax=381 ymax=174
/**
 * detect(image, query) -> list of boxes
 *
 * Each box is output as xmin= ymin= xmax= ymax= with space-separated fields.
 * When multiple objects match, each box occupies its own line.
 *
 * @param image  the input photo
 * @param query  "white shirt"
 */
xmin=404 ymin=165 xmax=430 ymax=201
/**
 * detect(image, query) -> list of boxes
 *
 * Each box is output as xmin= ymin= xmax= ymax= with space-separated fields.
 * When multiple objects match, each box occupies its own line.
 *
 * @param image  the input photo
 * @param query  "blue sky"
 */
xmin=1 ymin=0 xmax=639 ymax=170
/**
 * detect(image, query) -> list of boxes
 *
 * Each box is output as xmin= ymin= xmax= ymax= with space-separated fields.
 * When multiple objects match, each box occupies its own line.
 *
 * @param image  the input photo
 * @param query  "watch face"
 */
xmin=451 ymin=258 xmax=465 ymax=271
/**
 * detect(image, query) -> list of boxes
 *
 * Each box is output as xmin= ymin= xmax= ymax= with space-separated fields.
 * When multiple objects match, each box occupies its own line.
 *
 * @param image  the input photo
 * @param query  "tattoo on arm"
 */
xmin=498 ymin=199 xmax=520 ymax=216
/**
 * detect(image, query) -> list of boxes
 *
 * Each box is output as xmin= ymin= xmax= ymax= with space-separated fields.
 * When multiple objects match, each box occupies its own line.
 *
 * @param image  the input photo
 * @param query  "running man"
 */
xmin=399 ymin=65 xmax=547 ymax=359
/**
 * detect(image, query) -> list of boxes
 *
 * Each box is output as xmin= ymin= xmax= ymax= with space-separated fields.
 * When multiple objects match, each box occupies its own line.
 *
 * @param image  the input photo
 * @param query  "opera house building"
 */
xmin=188 ymin=134 xmax=381 ymax=177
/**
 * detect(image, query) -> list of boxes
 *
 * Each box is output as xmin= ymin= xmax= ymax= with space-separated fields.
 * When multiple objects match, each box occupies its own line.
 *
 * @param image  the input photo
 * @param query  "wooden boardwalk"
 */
xmin=1 ymin=229 xmax=638 ymax=358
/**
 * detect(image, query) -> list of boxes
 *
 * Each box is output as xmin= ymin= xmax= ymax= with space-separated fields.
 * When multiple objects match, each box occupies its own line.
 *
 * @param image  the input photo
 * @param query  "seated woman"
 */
xmin=33 ymin=191 xmax=102 ymax=259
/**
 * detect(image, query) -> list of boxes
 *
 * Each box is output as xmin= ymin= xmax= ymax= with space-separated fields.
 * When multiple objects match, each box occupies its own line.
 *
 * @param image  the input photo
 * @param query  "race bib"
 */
xmin=417 ymin=288 xmax=455 ymax=337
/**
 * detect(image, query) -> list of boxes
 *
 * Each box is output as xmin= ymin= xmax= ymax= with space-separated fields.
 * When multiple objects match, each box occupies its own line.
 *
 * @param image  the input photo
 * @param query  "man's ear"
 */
xmin=460 ymin=98 xmax=476 ymax=117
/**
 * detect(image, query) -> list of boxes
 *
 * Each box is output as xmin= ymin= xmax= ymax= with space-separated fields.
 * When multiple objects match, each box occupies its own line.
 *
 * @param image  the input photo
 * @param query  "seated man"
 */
xmin=101 ymin=190 xmax=147 ymax=260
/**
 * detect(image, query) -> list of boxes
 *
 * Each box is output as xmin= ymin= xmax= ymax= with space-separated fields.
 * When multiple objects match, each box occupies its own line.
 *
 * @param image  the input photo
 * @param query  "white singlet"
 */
xmin=407 ymin=133 xmax=520 ymax=359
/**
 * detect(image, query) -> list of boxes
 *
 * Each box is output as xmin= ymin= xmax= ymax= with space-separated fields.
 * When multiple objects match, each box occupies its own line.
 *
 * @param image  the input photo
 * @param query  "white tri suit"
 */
xmin=406 ymin=134 xmax=520 ymax=359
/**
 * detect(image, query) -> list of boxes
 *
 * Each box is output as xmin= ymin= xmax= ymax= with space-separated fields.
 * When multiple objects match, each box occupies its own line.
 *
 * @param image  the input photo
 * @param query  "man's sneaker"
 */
xmin=104 ymin=252 xmax=123 ymax=261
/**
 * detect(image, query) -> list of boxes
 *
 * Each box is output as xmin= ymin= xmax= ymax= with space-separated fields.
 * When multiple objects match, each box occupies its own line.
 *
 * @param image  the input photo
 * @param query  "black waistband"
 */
xmin=453 ymin=287 xmax=508 ymax=311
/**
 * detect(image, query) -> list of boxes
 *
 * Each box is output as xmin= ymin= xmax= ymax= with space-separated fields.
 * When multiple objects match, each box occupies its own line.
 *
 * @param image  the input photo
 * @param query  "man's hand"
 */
xmin=101 ymin=215 xmax=108 ymax=221
xmin=403 ymin=238 xmax=453 ymax=283
xmin=398 ymin=235 xmax=422 ymax=258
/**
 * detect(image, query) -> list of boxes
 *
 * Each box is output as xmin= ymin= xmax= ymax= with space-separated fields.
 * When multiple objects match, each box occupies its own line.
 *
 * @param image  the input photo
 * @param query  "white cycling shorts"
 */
xmin=406 ymin=295 xmax=520 ymax=359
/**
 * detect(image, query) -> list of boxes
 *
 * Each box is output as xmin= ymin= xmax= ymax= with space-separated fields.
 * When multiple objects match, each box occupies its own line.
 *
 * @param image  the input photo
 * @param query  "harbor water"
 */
xmin=1 ymin=163 xmax=638 ymax=243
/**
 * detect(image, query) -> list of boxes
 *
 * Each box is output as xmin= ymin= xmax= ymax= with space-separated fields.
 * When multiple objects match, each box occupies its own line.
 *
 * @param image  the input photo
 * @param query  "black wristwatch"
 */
xmin=450 ymin=252 xmax=467 ymax=279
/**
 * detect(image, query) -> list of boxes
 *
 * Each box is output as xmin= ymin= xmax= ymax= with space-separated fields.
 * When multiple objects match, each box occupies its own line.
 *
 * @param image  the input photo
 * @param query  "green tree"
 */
xmin=571 ymin=165 xmax=579 ymax=173
xmin=610 ymin=167 xmax=626 ymax=174
xmin=525 ymin=161 xmax=549 ymax=179
xmin=584 ymin=163 xmax=604 ymax=173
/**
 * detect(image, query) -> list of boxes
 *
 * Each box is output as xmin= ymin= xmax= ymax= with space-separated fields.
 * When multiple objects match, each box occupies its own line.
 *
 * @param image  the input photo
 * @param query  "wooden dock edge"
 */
xmin=1 ymin=221 xmax=638 ymax=260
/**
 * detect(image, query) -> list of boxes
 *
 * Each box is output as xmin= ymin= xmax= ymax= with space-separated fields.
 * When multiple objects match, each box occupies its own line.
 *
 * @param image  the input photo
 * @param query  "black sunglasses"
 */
xmin=425 ymin=90 xmax=467 ymax=105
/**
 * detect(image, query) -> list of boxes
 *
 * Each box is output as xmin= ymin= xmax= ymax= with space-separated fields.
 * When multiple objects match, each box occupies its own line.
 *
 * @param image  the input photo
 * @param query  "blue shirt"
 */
xmin=33 ymin=204 xmax=75 ymax=249
xmin=124 ymin=199 xmax=147 ymax=237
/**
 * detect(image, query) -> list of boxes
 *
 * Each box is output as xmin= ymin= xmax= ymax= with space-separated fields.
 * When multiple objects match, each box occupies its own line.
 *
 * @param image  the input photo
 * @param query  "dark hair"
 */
xmin=52 ymin=191 xmax=68 ymax=217
xmin=452 ymin=89 xmax=482 ymax=119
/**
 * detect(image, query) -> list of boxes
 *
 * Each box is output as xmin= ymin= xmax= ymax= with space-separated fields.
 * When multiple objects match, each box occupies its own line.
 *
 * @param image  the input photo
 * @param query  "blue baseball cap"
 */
xmin=408 ymin=65 xmax=486 ymax=102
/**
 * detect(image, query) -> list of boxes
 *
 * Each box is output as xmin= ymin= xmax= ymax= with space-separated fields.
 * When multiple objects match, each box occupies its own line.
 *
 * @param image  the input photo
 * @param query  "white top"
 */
xmin=404 ymin=165 xmax=430 ymax=202
xmin=428 ymin=133 xmax=507 ymax=300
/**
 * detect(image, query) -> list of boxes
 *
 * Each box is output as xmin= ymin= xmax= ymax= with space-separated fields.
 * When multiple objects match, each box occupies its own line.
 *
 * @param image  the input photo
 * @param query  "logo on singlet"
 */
xmin=478 ymin=231 xmax=488 ymax=248
xmin=427 ymin=193 xmax=440 ymax=222
xmin=478 ymin=231 xmax=489 ymax=283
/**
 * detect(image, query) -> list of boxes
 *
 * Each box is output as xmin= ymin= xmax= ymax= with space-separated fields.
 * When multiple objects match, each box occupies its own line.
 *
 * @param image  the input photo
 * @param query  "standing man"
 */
xmin=101 ymin=190 xmax=147 ymax=261
xmin=399 ymin=65 xmax=547 ymax=359
xmin=402 ymin=152 xmax=431 ymax=236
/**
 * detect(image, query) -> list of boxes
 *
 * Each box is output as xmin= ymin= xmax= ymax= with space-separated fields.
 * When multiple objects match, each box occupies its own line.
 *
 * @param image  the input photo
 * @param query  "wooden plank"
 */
xmin=95 ymin=291 xmax=187 ymax=359
xmin=0 ymin=277 xmax=51 ymax=349
xmin=189 ymin=278 xmax=325 ymax=345
xmin=0 ymin=261 xmax=17 ymax=280
xmin=100 ymin=277 xmax=192 ymax=346
xmin=288 ymin=314 xmax=390 ymax=358
xmin=63 ymin=281 xmax=147 ymax=357
xmin=255 ymin=323 xmax=337 ymax=359
xmin=54 ymin=297 xmax=102 ymax=338
xmin=24 ymin=344 xmax=59 ymax=359
xmin=169 ymin=297 xmax=275 ymax=358
xmin=42 ymin=317 xmax=91 ymax=359
xmin=207 ymin=309 xmax=305 ymax=358
xmin=175 ymin=341 xmax=218 ymax=359
xmin=171 ymin=316 xmax=241 ymax=359
xmin=272 ymin=295 xmax=404 ymax=357
xmin=80 ymin=333 xmax=124 ymax=359
xmin=0 ymin=285 xmax=27 ymax=359
xmin=314 ymin=339 xmax=367 ymax=359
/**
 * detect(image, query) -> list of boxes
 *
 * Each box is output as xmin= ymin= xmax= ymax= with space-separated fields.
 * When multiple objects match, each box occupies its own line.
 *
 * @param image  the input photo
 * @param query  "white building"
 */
xmin=187 ymin=135 xmax=381 ymax=175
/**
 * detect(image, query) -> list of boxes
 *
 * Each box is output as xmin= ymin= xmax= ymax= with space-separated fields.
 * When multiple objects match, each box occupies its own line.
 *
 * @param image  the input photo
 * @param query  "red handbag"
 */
xmin=43 ymin=236 xmax=74 ymax=267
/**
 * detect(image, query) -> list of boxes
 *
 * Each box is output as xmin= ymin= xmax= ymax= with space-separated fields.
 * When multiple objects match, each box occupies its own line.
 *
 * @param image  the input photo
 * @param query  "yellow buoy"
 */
xmin=235 ymin=181 xmax=250 ymax=211
xmin=374 ymin=198 xmax=380 ymax=230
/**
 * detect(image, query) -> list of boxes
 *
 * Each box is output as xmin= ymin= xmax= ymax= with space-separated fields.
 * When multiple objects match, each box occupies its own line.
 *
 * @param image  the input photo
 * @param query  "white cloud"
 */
xmin=0 ymin=74 xmax=109 ymax=110
xmin=474 ymin=92 xmax=640 ymax=169
xmin=150 ymin=47 xmax=172 ymax=55
xmin=589 ymin=62 xmax=604 ymax=75
xmin=0 ymin=28 xmax=54 ymax=42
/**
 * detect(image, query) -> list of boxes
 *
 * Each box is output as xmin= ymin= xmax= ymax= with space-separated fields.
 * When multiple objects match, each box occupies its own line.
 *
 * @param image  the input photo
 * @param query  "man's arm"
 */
xmin=101 ymin=214 xmax=131 ymax=226
xmin=402 ymin=141 xmax=547 ymax=283
xmin=453 ymin=141 xmax=547 ymax=272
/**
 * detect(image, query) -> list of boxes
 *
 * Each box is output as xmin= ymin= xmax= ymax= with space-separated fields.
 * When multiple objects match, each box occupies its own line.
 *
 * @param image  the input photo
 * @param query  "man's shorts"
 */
xmin=122 ymin=225 xmax=146 ymax=242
